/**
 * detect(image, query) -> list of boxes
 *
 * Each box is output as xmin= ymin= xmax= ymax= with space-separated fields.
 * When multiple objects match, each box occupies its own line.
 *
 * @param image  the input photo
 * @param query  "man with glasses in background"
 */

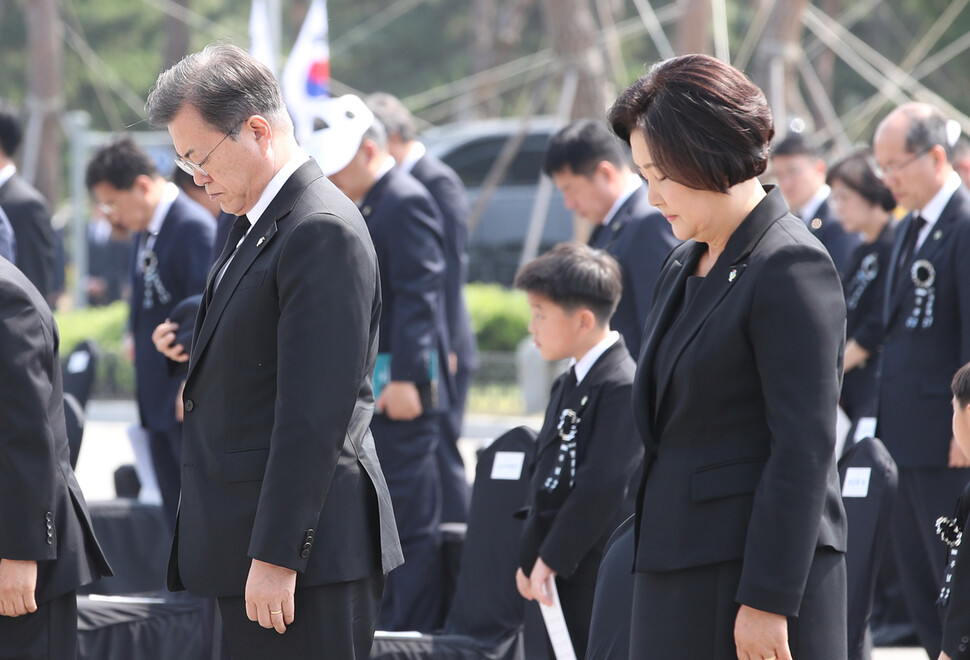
xmin=873 ymin=102 xmax=970 ymax=659
xmin=85 ymin=135 xmax=214 ymax=529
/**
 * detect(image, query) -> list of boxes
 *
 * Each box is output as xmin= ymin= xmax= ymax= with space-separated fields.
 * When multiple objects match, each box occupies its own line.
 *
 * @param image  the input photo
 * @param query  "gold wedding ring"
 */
xmin=764 ymin=656 xmax=777 ymax=660
xmin=269 ymin=609 xmax=283 ymax=616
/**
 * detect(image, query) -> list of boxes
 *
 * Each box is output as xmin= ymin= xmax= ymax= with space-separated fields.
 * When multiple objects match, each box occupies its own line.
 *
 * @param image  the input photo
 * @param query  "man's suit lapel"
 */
xmin=187 ymin=160 xmax=323 ymax=380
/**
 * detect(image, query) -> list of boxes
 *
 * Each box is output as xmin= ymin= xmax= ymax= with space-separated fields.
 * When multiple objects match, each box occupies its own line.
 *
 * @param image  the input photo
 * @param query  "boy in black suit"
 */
xmin=513 ymin=242 xmax=643 ymax=658
xmin=938 ymin=362 xmax=970 ymax=660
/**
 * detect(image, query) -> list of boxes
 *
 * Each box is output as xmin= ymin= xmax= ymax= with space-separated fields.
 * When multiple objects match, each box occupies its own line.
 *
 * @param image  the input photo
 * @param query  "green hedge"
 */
xmin=465 ymin=283 xmax=530 ymax=352
xmin=54 ymin=301 xmax=134 ymax=397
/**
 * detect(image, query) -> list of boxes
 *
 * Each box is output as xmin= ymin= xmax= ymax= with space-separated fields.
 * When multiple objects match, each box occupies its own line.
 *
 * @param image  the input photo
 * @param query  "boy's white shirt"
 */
xmin=569 ymin=330 xmax=619 ymax=385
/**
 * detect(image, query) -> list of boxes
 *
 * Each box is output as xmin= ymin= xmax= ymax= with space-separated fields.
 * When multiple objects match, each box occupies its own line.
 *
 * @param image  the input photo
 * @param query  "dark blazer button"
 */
xmin=300 ymin=549 xmax=310 ymax=559
xmin=184 ymin=400 xmax=195 ymax=412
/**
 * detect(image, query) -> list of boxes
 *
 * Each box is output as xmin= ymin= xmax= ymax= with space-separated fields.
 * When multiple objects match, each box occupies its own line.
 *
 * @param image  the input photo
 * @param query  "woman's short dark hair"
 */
xmin=146 ymin=43 xmax=290 ymax=135
xmin=514 ymin=242 xmax=622 ymax=326
xmin=608 ymin=54 xmax=774 ymax=193
xmin=953 ymin=362 xmax=970 ymax=408
xmin=826 ymin=148 xmax=896 ymax=212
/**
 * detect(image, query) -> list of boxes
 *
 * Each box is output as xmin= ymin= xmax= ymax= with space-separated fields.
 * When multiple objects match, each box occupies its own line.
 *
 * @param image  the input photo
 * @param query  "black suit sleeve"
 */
xmin=424 ymin=175 xmax=470 ymax=354
xmin=737 ymin=244 xmax=846 ymax=616
xmin=387 ymin=196 xmax=446 ymax=383
xmin=246 ymin=215 xmax=376 ymax=572
xmin=5 ymin=192 xmax=55 ymax=297
xmin=538 ymin=381 xmax=642 ymax=579
xmin=0 ymin=278 xmax=58 ymax=561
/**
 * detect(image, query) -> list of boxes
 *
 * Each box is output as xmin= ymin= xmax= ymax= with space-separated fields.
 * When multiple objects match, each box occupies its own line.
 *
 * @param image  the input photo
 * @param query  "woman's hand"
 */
xmin=843 ymin=339 xmax=869 ymax=373
xmin=734 ymin=604 xmax=792 ymax=660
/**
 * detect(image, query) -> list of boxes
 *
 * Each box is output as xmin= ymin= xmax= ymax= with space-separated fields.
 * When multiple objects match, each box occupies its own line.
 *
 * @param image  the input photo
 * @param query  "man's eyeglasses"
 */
xmin=877 ymin=147 xmax=932 ymax=178
xmin=174 ymin=122 xmax=242 ymax=177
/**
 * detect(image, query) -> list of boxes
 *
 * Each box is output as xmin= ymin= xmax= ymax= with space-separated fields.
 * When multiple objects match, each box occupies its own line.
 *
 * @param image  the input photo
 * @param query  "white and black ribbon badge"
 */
xmin=906 ymin=259 xmax=936 ymax=330
xmin=141 ymin=249 xmax=172 ymax=310
xmin=542 ymin=399 xmax=589 ymax=494
xmin=846 ymin=252 xmax=879 ymax=311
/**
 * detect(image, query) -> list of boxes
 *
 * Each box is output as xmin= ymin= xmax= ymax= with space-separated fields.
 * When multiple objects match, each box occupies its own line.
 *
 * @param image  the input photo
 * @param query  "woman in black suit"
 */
xmin=609 ymin=54 xmax=848 ymax=659
xmin=827 ymin=149 xmax=897 ymax=425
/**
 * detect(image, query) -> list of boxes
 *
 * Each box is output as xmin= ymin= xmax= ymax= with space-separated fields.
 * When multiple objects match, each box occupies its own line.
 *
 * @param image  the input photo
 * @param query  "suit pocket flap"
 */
xmin=223 ymin=448 xmax=269 ymax=482
xmin=691 ymin=458 xmax=766 ymax=502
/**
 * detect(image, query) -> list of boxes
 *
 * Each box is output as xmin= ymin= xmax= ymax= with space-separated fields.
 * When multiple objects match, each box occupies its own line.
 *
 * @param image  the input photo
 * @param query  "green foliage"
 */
xmin=54 ymin=301 xmax=133 ymax=397
xmin=465 ymin=282 xmax=530 ymax=352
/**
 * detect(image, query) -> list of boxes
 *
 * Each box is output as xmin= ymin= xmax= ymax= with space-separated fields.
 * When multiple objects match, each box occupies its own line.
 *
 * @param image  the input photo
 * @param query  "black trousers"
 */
xmin=437 ymin=366 xmax=472 ymax=524
xmin=630 ymin=549 xmax=847 ymax=659
xmin=0 ymin=589 xmax=77 ymax=660
xmin=217 ymin=575 xmax=384 ymax=660
xmin=371 ymin=413 xmax=444 ymax=632
xmin=891 ymin=466 xmax=970 ymax=658
xmin=147 ymin=425 xmax=182 ymax=530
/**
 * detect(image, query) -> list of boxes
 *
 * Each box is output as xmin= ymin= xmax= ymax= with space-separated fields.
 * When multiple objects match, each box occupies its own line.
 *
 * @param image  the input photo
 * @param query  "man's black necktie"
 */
xmin=208 ymin=215 xmax=250 ymax=303
xmin=895 ymin=214 xmax=926 ymax=291
xmin=559 ymin=366 xmax=578 ymax=407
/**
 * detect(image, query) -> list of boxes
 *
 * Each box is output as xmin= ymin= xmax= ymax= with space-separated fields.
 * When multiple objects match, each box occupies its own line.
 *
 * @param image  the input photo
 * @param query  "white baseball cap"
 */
xmin=302 ymin=94 xmax=375 ymax=176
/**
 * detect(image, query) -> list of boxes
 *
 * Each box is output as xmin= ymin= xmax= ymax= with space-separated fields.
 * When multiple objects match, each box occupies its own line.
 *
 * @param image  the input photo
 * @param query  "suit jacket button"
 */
xmin=301 ymin=549 xmax=310 ymax=559
xmin=184 ymin=400 xmax=195 ymax=412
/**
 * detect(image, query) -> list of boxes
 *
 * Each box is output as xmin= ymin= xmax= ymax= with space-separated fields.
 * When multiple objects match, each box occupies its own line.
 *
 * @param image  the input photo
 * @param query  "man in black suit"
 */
xmin=0 ymin=256 xmax=112 ymax=658
xmin=543 ymin=119 xmax=679 ymax=358
xmin=873 ymin=102 xmax=970 ymax=659
xmin=0 ymin=99 xmax=57 ymax=301
xmin=771 ymin=132 xmax=862 ymax=274
xmin=86 ymin=136 xmax=214 ymax=529
xmin=367 ymin=92 xmax=477 ymax=524
xmin=310 ymin=94 xmax=452 ymax=632
xmin=147 ymin=45 xmax=402 ymax=659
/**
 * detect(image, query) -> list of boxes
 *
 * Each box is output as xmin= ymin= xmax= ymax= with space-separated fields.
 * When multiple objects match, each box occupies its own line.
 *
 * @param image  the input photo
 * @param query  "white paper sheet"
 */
xmin=842 ymin=466 xmax=872 ymax=498
xmin=491 ymin=451 xmax=525 ymax=480
xmin=538 ymin=578 xmax=577 ymax=660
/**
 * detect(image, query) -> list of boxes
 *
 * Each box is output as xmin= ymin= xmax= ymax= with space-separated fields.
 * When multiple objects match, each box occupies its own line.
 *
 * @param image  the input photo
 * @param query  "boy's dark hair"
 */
xmin=826 ymin=148 xmax=896 ymax=212
xmin=0 ymin=98 xmax=23 ymax=157
xmin=85 ymin=135 xmax=158 ymax=191
xmin=514 ymin=242 xmax=622 ymax=326
xmin=953 ymin=362 xmax=970 ymax=408
xmin=542 ymin=119 xmax=628 ymax=178
xmin=771 ymin=132 xmax=823 ymax=160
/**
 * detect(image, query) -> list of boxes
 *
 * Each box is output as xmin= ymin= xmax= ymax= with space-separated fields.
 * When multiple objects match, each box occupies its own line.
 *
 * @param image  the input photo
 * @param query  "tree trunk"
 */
xmin=676 ymin=0 xmax=712 ymax=55
xmin=162 ymin=0 xmax=192 ymax=70
xmin=467 ymin=0 xmax=499 ymax=119
xmin=23 ymin=0 xmax=62 ymax=205
xmin=539 ymin=0 xmax=611 ymax=120
xmin=814 ymin=0 xmax=841 ymax=99
xmin=746 ymin=0 xmax=811 ymax=134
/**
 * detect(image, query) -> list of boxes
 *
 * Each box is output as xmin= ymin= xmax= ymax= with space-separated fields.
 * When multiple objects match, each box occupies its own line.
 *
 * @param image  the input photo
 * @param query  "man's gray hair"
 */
xmin=146 ymin=43 xmax=291 ymax=135
xmin=901 ymin=104 xmax=953 ymax=161
xmin=362 ymin=116 xmax=388 ymax=150
xmin=365 ymin=93 xmax=417 ymax=142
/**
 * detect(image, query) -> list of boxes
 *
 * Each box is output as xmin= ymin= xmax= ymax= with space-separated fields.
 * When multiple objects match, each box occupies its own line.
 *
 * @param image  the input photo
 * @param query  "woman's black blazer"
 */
xmin=631 ymin=186 xmax=848 ymax=617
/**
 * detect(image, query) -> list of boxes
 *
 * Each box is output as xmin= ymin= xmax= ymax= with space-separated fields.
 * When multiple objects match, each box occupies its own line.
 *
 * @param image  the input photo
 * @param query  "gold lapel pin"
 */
xmin=257 ymin=236 xmax=266 ymax=247
xmin=811 ymin=218 xmax=823 ymax=230
xmin=728 ymin=268 xmax=737 ymax=282
xmin=934 ymin=229 xmax=943 ymax=240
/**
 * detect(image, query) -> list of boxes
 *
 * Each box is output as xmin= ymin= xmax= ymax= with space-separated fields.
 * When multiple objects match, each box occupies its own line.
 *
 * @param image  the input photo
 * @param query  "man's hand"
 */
xmin=843 ymin=339 xmax=870 ymax=373
xmin=175 ymin=380 xmax=185 ymax=422
xmin=528 ymin=557 xmax=556 ymax=607
xmin=151 ymin=320 xmax=189 ymax=363
xmin=448 ymin=352 xmax=459 ymax=376
xmin=245 ymin=559 xmax=296 ymax=634
xmin=940 ymin=652 xmax=953 ymax=660
xmin=734 ymin=604 xmax=792 ymax=660
xmin=122 ymin=332 xmax=135 ymax=363
xmin=0 ymin=559 xmax=37 ymax=617
xmin=376 ymin=381 xmax=423 ymax=420
xmin=515 ymin=567 xmax=532 ymax=600
xmin=949 ymin=436 xmax=970 ymax=467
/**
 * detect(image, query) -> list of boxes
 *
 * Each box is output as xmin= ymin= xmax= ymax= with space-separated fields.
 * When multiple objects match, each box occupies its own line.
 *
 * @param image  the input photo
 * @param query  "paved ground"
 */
xmin=75 ymin=399 xmax=930 ymax=659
